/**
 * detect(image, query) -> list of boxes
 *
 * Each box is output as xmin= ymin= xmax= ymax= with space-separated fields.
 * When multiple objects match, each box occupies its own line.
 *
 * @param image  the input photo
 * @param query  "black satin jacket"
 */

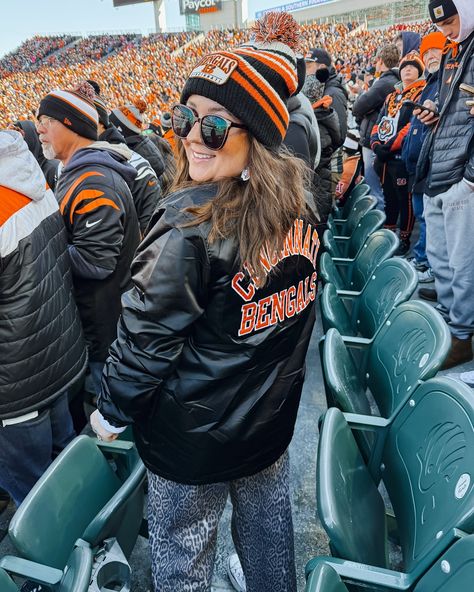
xmin=98 ymin=184 xmax=320 ymax=484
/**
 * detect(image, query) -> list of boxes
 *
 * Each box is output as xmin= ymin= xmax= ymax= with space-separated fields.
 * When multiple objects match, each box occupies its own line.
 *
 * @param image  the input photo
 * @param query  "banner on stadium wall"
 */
xmin=179 ymin=0 xmax=222 ymax=15
xmin=256 ymin=0 xmax=337 ymax=19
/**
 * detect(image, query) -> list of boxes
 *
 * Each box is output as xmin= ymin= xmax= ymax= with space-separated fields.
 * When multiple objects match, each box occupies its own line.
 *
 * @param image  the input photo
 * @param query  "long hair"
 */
xmin=171 ymin=136 xmax=310 ymax=286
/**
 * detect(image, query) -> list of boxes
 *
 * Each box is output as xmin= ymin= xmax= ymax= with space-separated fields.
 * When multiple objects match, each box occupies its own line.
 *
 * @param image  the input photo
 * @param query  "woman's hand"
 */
xmin=90 ymin=409 xmax=119 ymax=442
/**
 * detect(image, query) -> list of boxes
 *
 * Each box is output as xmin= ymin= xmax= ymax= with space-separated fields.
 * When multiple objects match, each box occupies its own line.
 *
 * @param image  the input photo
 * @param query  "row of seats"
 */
xmin=305 ymin=180 xmax=474 ymax=591
xmin=0 ymin=436 xmax=146 ymax=591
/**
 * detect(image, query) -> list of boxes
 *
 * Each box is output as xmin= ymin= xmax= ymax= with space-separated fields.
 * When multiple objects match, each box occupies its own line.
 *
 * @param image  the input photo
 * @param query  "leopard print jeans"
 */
xmin=147 ymin=450 xmax=296 ymax=592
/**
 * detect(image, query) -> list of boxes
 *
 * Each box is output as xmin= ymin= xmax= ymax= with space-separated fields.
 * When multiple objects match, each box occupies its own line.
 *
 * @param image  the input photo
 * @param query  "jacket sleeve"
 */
xmin=352 ymin=80 xmax=387 ymax=121
xmin=67 ymin=179 xmax=127 ymax=276
xmin=327 ymin=86 xmax=348 ymax=141
xmin=97 ymin=206 xmax=210 ymax=427
xmin=133 ymin=169 xmax=161 ymax=235
xmin=283 ymin=122 xmax=312 ymax=167
xmin=370 ymin=101 xmax=387 ymax=148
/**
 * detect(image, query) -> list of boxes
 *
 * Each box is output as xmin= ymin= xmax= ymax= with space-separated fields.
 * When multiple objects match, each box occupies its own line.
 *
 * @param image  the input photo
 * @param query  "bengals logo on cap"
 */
xmin=433 ymin=5 xmax=445 ymax=18
xmin=190 ymin=54 xmax=238 ymax=85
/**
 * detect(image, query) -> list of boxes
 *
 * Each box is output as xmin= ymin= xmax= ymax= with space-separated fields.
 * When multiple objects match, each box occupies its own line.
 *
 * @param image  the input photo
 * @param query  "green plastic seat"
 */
xmin=6 ymin=435 xmax=145 ymax=571
xmin=327 ymin=196 xmax=376 ymax=237
xmin=306 ymin=534 xmax=474 ymax=591
xmin=323 ymin=209 xmax=386 ymax=260
xmin=332 ymin=181 xmax=370 ymax=221
xmin=0 ymin=546 xmax=92 ymax=592
xmin=320 ymin=258 xmax=418 ymax=337
xmin=320 ymin=229 xmax=399 ymax=292
xmin=306 ymin=377 xmax=474 ymax=591
xmin=322 ymin=300 xmax=451 ymax=458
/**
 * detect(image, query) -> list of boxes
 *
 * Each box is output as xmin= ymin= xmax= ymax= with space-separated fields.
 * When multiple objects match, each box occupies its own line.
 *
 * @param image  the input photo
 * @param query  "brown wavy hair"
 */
xmin=171 ymin=136 xmax=310 ymax=286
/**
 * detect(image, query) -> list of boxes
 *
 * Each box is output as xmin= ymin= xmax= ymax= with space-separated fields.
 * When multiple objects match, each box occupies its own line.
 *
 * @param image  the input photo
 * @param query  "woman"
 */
xmin=91 ymin=12 xmax=319 ymax=592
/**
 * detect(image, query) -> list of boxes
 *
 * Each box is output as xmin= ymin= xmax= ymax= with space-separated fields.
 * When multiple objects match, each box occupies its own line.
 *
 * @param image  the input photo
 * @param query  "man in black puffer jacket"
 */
xmin=353 ymin=44 xmax=400 ymax=210
xmin=0 ymin=131 xmax=87 ymax=506
xmin=416 ymin=0 xmax=474 ymax=369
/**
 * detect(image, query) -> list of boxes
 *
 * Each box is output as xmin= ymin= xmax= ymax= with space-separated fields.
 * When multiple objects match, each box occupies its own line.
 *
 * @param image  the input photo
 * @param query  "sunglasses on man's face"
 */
xmin=171 ymin=104 xmax=247 ymax=151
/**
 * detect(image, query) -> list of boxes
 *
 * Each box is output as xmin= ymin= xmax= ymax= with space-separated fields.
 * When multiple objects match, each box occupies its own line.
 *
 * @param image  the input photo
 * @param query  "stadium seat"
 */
xmin=323 ymin=209 xmax=386 ymax=260
xmin=327 ymin=196 xmax=376 ymax=237
xmin=331 ymin=180 xmax=370 ymax=221
xmin=320 ymin=229 xmax=399 ymax=292
xmin=0 ymin=568 xmax=18 ymax=592
xmin=306 ymin=534 xmax=474 ymax=591
xmin=307 ymin=377 xmax=474 ymax=590
xmin=1 ymin=435 xmax=145 ymax=584
xmin=320 ymin=258 xmax=418 ymax=337
xmin=321 ymin=300 xmax=451 ymax=458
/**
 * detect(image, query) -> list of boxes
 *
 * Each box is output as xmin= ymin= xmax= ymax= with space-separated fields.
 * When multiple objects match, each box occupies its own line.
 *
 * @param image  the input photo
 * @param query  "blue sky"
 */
xmin=0 ymin=0 xmax=283 ymax=59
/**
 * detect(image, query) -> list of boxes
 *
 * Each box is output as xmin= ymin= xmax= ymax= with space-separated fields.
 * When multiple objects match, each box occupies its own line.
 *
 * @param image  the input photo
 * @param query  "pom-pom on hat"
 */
xmin=399 ymin=51 xmax=425 ymax=77
xmin=38 ymin=81 xmax=99 ymax=140
xmin=110 ymin=97 xmax=148 ymax=134
xmin=180 ymin=11 xmax=300 ymax=149
xmin=420 ymin=31 xmax=447 ymax=60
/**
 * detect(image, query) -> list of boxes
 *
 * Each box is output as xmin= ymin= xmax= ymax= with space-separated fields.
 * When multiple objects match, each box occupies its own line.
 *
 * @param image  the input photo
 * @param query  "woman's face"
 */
xmin=183 ymin=94 xmax=250 ymax=183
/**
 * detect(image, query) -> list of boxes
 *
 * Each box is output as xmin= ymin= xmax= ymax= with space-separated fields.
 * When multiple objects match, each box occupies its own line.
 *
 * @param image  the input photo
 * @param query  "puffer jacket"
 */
xmin=0 ymin=131 xmax=87 ymax=419
xmin=324 ymin=68 xmax=349 ymax=140
xmin=98 ymin=184 xmax=320 ymax=484
xmin=124 ymin=133 xmax=165 ymax=179
xmin=284 ymin=93 xmax=321 ymax=169
xmin=419 ymin=19 xmax=474 ymax=196
xmin=16 ymin=120 xmax=60 ymax=190
xmin=56 ymin=146 xmax=140 ymax=362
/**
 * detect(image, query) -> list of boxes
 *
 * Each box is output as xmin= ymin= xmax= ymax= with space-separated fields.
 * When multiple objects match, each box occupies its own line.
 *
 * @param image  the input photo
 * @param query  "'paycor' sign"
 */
xmin=179 ymin=0 xmax=222 ymax=14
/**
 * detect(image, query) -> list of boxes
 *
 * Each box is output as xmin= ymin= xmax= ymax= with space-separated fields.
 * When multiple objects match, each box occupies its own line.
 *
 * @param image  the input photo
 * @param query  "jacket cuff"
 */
xmin=98 ymin=411 xmax=127 ymax=434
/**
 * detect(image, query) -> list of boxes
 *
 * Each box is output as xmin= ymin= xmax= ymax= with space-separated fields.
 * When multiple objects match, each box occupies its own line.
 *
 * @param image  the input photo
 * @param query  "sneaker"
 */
xmin=21 ymin=582 xmax=44 ymax=592
xmin=418 ymin=287 xmax=437 ymax=302
xmin=394 ymin=238 xmax=410 ymax=257
xmin=227 ymin=554 xmax=247 ymax=592
xmin=417 ymin=267 xmax=434 ymax=283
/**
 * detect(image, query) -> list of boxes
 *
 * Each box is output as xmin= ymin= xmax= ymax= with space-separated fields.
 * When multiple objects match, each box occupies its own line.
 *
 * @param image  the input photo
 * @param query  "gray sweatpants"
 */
xmin=424 ymin=179 xmax=474 ymax=339
xmin=147 ymin=450 xmax=296 ymax=592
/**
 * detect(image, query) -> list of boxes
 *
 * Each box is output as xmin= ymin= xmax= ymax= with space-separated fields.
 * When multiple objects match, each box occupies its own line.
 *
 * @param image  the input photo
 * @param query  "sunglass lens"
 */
xmin=201 ymin=115 xmax=229 ymax=150
xmin=172 ymin=106 xmax=193 ymax=138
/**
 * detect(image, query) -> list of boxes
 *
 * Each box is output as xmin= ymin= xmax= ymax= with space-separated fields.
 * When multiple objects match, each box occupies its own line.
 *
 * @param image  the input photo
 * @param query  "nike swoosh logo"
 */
xmin=85 ymin=219 xmax=102 ymax=228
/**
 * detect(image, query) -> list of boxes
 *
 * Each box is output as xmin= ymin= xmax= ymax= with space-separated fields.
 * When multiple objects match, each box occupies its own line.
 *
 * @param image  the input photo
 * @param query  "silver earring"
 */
xmin=241 ymin=167 xmax=250 ymax=181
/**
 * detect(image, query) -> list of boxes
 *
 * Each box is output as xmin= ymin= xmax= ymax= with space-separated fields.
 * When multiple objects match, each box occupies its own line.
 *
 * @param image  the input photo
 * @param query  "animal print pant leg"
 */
xmin=229 ymin=450 xmax=297 ymax=592
xmin=147 ymin=470 xmax=229 ymax=592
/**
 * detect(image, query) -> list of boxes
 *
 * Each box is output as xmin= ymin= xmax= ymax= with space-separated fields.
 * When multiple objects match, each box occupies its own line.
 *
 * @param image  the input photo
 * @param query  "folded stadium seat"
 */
xmin=319 ymin=229 xmax=399 ymax=293
xmin=0 ymin=546 xmax=92 ymax=592
xmin=321 ymin=300 xmax=451 ymax=459
xmin=323 ymin=209 xmax=386 ymax=260
xmin=306 ymin=534 xmax=474 ymax=592
xmin=320 ymin=258 xmax=417 ymax=337
xmin=327 ymin=196 xmax=376 ymax=238
xmin=306 ymin=378 xmax=474 ymax=591
xmin=1 ymin=436 xmax=145 ymax=589
xmin=331 ymin=180 xmax=370 ymax=222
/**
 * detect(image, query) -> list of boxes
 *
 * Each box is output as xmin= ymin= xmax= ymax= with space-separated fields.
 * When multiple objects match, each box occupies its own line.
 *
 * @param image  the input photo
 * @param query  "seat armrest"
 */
xmin=340 ymin=336 xmax=372 ymax=349
xmin=0 ymin=556 xmax=63 ymax=586
xmin=336 ymin=289 xmax=362 ymax=297
xmin=96 ymin=440 xmax=134 ymax=454
xmin=334 ymin=235 xmax=350 ymax=242
xmin=343 ymin=413 xmax=389 ymax=430
xmin=332 ymin=257 xmax=355 ymax=267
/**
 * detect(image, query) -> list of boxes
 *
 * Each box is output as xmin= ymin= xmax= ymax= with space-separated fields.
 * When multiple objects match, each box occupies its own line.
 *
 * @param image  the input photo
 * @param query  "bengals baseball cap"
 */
xmin=305 ymin=48 xmax=332 ymax=67
xmin=428 ymin=0 xmax=457 ymax=23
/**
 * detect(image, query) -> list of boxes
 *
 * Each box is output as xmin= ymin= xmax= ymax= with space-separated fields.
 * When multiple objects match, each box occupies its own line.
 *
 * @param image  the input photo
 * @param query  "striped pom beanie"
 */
xmin=38 ymin=82 xmax=98 ymax=140
xmin=181 ymin=12 xmax=300 ymax=149
xmin=110 ymin=98 xmax=148 ymax=135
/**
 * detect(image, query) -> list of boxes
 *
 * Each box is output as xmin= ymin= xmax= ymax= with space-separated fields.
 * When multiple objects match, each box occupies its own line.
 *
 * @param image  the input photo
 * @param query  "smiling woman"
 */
xmin=92 ymin=11 xmax=320 ymax=592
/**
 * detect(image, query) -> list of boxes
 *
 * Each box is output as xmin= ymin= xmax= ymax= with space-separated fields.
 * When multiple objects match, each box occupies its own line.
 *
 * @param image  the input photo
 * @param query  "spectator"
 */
xmin=0 ymin=130 xmax=86 ymax=506
xmin=353 ymin=44 xmax=400 ymax=210
xmin=36 ymin=82 xmax=140 ymax=408
xmin=401 ymin=31 xmax=446 ymax=282
xmin=416 ymin=0 xmax=474 ymax=368
xmin=394 ymin=30 xmax=421 ymax=56
xmin=371 ymin=51 xmax=426 ymax=255
xmin=91 ymin=12 xmax=319 ymax=592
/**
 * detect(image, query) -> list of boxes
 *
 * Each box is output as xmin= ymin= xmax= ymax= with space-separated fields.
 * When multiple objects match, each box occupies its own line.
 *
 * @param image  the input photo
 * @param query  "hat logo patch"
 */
xmin=434 ymin=5 xmax=445 ymax=18
xmin=190 ymin=54 xmax=238 ymax=85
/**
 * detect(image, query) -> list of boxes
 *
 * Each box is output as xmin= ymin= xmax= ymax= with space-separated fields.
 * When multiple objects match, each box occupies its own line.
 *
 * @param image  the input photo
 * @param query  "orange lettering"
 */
xmin=238 ymin=303 xmax=257 ymax=336
xmin=255 ymin=296 xmax=272 ymax=330
xmin=286 ymin=286 xmax=296 ymax=318
xmin=232 ymin=272 xmax=255 ymax=302
xmin=270 ymin=290 xmax=286 ymax=324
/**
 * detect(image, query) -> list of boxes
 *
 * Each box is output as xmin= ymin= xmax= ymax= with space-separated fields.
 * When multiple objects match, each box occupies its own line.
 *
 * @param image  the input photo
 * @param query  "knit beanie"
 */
xmin=180 ymin=12 xmax=300 ymax=149
xmin=110 ymin=98 xmax=148 ymax=134
xmin=399 ymin=51 xmax=425 ymax=77
xmin=93 ymin=95 xmax=109 ymax=128
xmin=419 ymin=31 xmax=447 ymax=60
xmin=38 ymin=81 xmax=98 ymax=140
xmin=161 ymin=112 xmax=172 ymax=131
xmin=428 ymin=0 xmax=457 ymax=23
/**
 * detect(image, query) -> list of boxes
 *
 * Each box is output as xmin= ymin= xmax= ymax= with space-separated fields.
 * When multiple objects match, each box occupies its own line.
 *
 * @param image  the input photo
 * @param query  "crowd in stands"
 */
xmin=0 ymin=34 xmax=78 ymax=75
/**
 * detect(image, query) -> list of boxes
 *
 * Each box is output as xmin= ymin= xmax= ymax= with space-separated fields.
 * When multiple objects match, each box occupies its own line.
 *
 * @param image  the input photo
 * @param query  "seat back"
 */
xmin=322 ymin=229 xmax=342 ymax=260
xmin=352 ymin=258 xmax=418 ymax=338
xmin=346 ymin=209 xmax=386 ymax=259
xmin=305 ymin=563 xmax=349 ymax=592
xmin=414 ymin=534 xmax=474 ymax=591
xmin=320 ymin=283 xmax=353 ymax=335
xmin=341 ymin=183 xmax=370 ymax=219
xmin=59 ymin=546 xmax=93 ymax=592
xmin=383 ymin=378 xmax=474 ymax=575
xmin=0 ymin=568 xmax=18 ymax=592
xmin=319 ymin=252 xmax=345 ymax=290
xmin=367 ymin=300 xmax=451 ymax=418
xmin=349 ymin=229 xmax=399 ymax=291
xmin=340 ymin=196 xmax=376 ymax=237
xmin=317 ymin=407 xmax=388 ymax=567
xmin=9 ymin=436 xmax=123 ymax=569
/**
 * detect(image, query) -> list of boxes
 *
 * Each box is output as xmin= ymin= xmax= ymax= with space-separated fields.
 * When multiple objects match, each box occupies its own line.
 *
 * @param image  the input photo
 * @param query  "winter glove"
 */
xmin=373 ymin=143 xmax=392 ymax=163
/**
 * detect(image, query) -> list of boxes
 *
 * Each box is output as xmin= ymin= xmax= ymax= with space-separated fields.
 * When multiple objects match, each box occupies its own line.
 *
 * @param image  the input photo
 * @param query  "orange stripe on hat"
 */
xmin=235 ymin=47 xmax=298 ymax=95
xmin=231 ymin=70 xmax=287 ymax=138
xmin=60 ymin=171 xmax=105 ymax=215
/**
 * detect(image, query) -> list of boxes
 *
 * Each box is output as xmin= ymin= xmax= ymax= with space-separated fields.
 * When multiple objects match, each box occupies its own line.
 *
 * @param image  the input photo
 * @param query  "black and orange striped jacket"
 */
xmin=56 ymin=146 xmax=140 ymax=362
xmin=0 ymin=131 xmax=87 ymax=419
